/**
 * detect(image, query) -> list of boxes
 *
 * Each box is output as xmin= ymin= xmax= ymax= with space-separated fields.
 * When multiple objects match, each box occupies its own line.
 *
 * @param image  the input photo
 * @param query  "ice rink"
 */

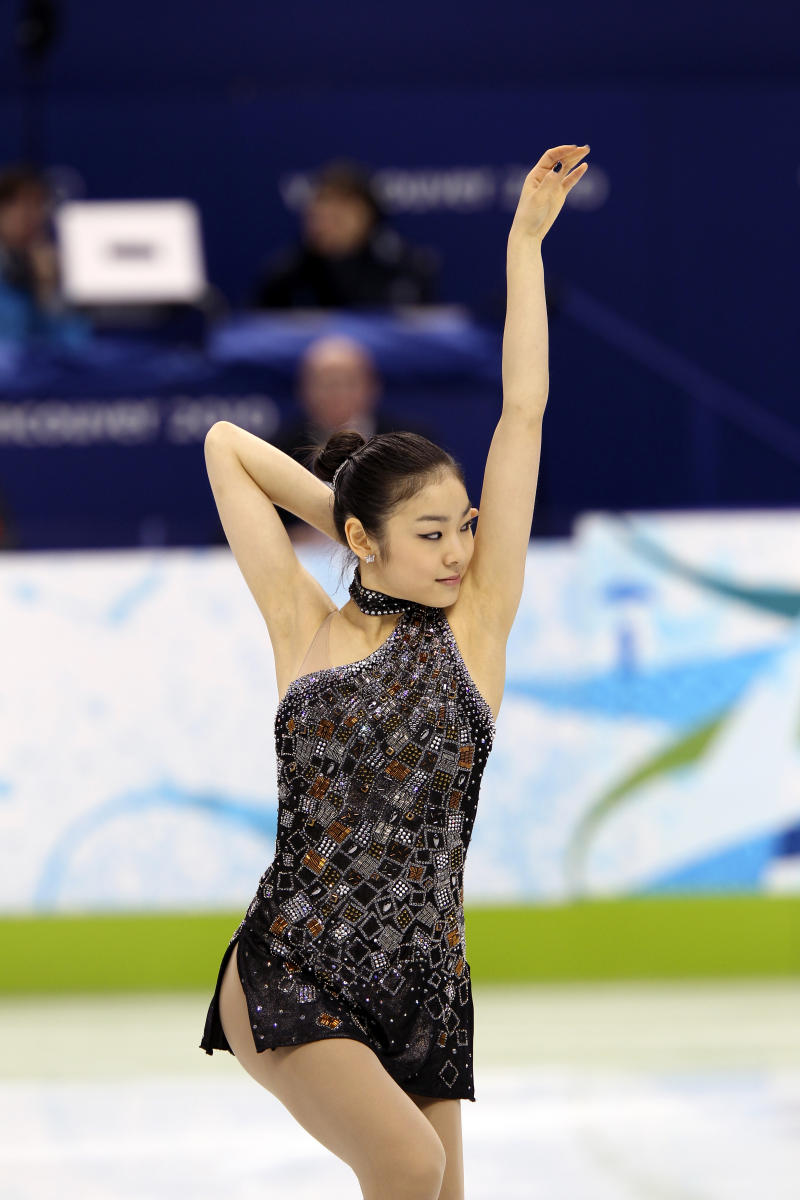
xmin=2 ymin=977 xmax=798 ymax=1199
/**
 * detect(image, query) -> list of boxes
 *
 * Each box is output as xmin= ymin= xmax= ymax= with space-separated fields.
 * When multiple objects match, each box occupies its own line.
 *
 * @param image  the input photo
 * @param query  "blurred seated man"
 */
xmin=275 ymin=333 xmax=433 ymax=542
xmin=253 ymin=161 xmax=438 ymax=309
xmin=0 ymin=164 xmax=86 ymax=344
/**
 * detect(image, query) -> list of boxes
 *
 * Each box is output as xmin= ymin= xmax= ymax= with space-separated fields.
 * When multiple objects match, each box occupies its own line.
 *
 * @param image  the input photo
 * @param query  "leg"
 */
xmin=408 ymin=1094 xmax=464 ymax=1200
xmin=218 ymin=941 xmax=447 ymax=1200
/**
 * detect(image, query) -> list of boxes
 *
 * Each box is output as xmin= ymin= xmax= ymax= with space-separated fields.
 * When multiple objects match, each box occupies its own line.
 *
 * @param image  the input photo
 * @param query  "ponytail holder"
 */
xmin=331 ymin=436 xmax=377 ymax=491
xmin=331 ymin=456 xmax=353 ymax=489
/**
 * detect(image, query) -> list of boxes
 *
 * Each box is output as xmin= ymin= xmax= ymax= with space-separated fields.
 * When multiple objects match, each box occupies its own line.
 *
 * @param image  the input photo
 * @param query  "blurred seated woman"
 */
xmin=0 ymin=164 xmax=86 ymax=345
xmin=252 ymin=161 xmax=439 ymax=310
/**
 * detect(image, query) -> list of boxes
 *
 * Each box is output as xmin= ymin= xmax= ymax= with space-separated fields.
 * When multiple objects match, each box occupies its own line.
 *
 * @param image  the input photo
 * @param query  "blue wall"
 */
xmin=0 ymin=2 xmax=797 ymax=541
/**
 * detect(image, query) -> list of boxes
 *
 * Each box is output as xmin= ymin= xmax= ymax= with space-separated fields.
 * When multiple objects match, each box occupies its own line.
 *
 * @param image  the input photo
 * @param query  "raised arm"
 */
xmin=204 ymin=421 xmax=340 ymax=682
xmin=463 ymin=143 xmax=590 ymax=636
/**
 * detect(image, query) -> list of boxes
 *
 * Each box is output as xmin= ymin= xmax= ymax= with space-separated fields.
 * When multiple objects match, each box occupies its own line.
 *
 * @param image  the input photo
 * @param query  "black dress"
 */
xmin=200 ymin=564 xmax=496 ymax=1101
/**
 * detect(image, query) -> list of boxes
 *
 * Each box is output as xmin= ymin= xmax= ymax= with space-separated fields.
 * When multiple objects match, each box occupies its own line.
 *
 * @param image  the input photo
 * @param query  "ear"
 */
xmin=344 ymin=516 xmax=371 ymax=558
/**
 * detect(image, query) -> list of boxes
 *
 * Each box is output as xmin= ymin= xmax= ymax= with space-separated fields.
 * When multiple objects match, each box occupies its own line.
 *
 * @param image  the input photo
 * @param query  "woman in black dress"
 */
xmin=200 ymin=144 xmax=589 ymax=1200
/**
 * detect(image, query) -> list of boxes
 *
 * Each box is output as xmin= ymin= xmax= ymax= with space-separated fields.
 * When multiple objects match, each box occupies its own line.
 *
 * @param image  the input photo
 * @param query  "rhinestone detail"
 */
xmin=348 ymin=562 xmax=420 ymax=616
xmin=200 ymin=577 xmax=495 ymax=1102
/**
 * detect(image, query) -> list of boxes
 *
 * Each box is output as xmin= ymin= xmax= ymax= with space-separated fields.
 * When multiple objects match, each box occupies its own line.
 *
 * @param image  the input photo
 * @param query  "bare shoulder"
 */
xmin=443 ymin=572 xmax=507 ymax=722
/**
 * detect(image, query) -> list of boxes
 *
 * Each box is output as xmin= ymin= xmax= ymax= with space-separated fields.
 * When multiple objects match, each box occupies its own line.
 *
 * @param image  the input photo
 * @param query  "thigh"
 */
xmin=218 ymin=941 xmax=446 ymax=1192
xmin=408 ymin=1094 xmax=464 ymax=1200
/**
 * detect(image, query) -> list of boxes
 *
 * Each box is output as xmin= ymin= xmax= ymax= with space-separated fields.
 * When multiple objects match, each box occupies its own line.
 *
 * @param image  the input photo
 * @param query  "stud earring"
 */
xmin=365 ymin=553 xmax=375 ymax=563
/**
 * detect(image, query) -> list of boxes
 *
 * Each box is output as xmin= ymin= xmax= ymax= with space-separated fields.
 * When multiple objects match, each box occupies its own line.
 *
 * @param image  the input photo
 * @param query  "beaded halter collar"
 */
xmin=348 ymin=562 xmax=419 ymax=616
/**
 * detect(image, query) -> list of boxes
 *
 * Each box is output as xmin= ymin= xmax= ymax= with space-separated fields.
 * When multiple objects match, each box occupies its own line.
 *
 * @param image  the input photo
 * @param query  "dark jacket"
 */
xmin=253 ymin=229 xmax=439 ymax=310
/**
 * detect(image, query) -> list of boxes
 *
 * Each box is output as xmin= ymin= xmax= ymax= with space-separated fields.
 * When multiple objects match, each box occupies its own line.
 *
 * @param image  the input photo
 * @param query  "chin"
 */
xmin=431 ymin=586 xmax=460 ymax=608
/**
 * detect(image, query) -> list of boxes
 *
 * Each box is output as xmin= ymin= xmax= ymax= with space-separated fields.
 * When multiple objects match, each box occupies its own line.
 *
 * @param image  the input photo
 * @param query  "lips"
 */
xmin=437 ymin=575 xmax=461 ymax=583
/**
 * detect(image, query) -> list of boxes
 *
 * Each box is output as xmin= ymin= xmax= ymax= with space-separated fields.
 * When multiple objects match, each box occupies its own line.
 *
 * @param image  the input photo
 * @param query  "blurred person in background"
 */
xmin=207 ymin=333 xmax=435 ymax=545
xmin=0 ymin=485 xmax=19 ymax=549
xmin=0 ymin=164 xmax=86 ymax=344
xmin=274 ymin=334 xmax=434 ymax=542
xmin=253 ymin=161 xmax=439 ymax=309
xmin=0 ymin=165 xmax=58 ymax=331
xmin=279 ymin=333 xmax=386 ymax=456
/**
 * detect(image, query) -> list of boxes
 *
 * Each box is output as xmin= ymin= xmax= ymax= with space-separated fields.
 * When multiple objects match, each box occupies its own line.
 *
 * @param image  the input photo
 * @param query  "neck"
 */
xmin=348 ymin=562 xmax=417 ymax=617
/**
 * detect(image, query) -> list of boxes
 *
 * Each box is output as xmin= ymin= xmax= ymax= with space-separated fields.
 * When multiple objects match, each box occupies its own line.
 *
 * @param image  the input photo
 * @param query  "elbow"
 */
xmin=205 ymin=420 xmax=233 ymax=446
xmin=501 ymin=401 xmax=547 ymax=429
xmin=204 ymin=421 xmax=237 ymax=470
xmin=204 ymin=421 xmax=238 ymax=460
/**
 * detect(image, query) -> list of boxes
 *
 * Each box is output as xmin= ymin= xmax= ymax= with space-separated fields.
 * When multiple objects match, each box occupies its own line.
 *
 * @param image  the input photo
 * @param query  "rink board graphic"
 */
xmin=3 ymin=511 xmax=800 ymax=922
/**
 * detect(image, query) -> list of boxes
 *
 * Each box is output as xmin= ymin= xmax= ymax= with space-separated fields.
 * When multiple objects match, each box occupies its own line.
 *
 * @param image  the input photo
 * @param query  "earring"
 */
xmin=365 ymin=553 xmax=375 ymax=563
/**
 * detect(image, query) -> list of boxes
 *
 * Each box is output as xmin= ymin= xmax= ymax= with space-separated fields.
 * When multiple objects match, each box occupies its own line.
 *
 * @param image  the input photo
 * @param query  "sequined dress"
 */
xmin=200 ymin=564 xmax=496 ymax=1101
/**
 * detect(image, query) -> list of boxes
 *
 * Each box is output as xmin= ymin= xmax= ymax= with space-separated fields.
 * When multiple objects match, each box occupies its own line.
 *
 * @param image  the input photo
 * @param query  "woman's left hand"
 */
xmin=510 ymin=144 xmax=590 ymax=243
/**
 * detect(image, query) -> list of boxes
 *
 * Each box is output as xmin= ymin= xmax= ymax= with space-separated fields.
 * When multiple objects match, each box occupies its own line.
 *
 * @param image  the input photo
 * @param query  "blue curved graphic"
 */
xmin=638 ymin=828 xmax=781 ymax=894
xmin=34 ymin=780 xmax=276 ymax=906
xmin=105 ymin=565 xmax=166 ymax=625
xmin=506 ymin=643 xmax=781 ymax=727
xmin=621 ymin=520 xmax=800 ymax=619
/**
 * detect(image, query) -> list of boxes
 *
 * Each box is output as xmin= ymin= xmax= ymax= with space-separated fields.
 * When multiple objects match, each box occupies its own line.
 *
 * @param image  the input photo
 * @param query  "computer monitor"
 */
xmin=55 ymin=199 xmax=207 ymax=305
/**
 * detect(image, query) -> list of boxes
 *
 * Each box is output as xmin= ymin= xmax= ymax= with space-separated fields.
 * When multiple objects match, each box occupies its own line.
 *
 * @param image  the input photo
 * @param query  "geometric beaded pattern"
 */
xmin=200 ymin=597 xmax=495 ymax=1102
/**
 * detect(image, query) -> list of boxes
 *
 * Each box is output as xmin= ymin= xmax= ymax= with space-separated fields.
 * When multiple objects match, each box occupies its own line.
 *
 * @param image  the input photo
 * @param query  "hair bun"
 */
xmin=312 ymin=429 xmax=367 ymax=484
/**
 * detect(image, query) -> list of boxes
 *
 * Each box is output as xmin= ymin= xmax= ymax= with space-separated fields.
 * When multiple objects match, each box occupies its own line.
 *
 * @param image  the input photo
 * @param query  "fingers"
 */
xmin=548 ymin=145 xmax=590 ymax=187
xmin=562 ymin=161 xmax=589 ymax=192
xmin=522 ymin=144 xmax=591 ymax=201
xmin=554 ymin=145 xmax=590 ymax=167
xmin=546 ymin=144 xmax=589 ymax=158
xmin=532 ymin=144 xmax=590 ymax=182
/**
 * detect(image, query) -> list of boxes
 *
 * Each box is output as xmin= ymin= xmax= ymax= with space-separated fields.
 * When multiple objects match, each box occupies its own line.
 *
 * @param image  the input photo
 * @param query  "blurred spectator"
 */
xmin=253 ymin=161 xmax=439 ymax=310
xmin=274 ymin=334 xmax=434 ymax=541
xmin=0 ymin=166 xmax=56 ymax=301
xmin=0 ymin=164 xmax=87 ymax=344
xmin=279 ymin=333 xmax=384 ymax=456
xmin=207 ymin=333 xmax=436 ymax=544
xmin=0 ymin=485 xmax=19 ymax=549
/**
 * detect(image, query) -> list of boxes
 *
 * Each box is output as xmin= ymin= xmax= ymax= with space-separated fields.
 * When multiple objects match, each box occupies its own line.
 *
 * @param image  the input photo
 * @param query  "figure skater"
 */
xmin=200 ymin=143 xmax=590 ymax=1200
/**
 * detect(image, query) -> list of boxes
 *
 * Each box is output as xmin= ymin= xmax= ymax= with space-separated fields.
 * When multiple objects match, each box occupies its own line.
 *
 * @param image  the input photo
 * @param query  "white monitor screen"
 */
xmin=55 ymin=199 xmax=207 ymax=304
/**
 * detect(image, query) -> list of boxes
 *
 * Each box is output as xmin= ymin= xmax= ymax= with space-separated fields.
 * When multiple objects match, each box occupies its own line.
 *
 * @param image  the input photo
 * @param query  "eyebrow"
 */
xmin=414 ymin=504 xmax=473 ymax=523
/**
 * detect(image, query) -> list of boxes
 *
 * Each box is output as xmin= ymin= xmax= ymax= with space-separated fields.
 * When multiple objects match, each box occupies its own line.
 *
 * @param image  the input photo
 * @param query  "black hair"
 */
xmin=310 ymin=160 xmax=384 ymax=226
xmin=309 ymin=429 xmax=465 ymax=573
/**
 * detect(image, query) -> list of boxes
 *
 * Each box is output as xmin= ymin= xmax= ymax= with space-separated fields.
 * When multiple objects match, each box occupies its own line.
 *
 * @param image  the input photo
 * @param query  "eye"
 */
xmin=420 ymin=518 xmax=476 ymax=541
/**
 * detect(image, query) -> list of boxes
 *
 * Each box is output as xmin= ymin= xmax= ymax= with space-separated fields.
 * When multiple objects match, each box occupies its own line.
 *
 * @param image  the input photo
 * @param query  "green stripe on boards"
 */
xmin=0 ymin=896 xmax=798 ymax=994
xmin=464 ymin=894 xmax=800 ymax=981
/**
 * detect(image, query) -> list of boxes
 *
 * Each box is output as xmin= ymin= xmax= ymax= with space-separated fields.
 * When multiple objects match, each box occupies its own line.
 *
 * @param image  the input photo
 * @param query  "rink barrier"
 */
xmin=0 ymin=894 xmax=798 ymax=993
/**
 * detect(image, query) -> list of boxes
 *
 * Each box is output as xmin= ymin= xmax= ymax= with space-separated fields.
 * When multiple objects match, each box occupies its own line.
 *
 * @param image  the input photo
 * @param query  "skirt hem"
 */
xmin=199 ymin=924 xmax=476 ymax=1102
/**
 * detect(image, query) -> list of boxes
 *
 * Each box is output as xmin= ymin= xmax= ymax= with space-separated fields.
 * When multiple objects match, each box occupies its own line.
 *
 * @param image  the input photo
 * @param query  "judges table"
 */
xmin=0 ymin=309 xmax=503 ymax=550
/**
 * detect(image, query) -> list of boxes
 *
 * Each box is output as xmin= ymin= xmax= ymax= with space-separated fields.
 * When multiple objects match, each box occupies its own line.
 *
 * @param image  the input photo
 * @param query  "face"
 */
xmin=347 ymin=472 xmax=479 ymax=609
xmin=303 ymin=188 xmax=374 ymax=257
xmin=0 ymin=184 xmax=49 ymax=249
xmin=299 ymin=336 xmax=379 ymax=430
